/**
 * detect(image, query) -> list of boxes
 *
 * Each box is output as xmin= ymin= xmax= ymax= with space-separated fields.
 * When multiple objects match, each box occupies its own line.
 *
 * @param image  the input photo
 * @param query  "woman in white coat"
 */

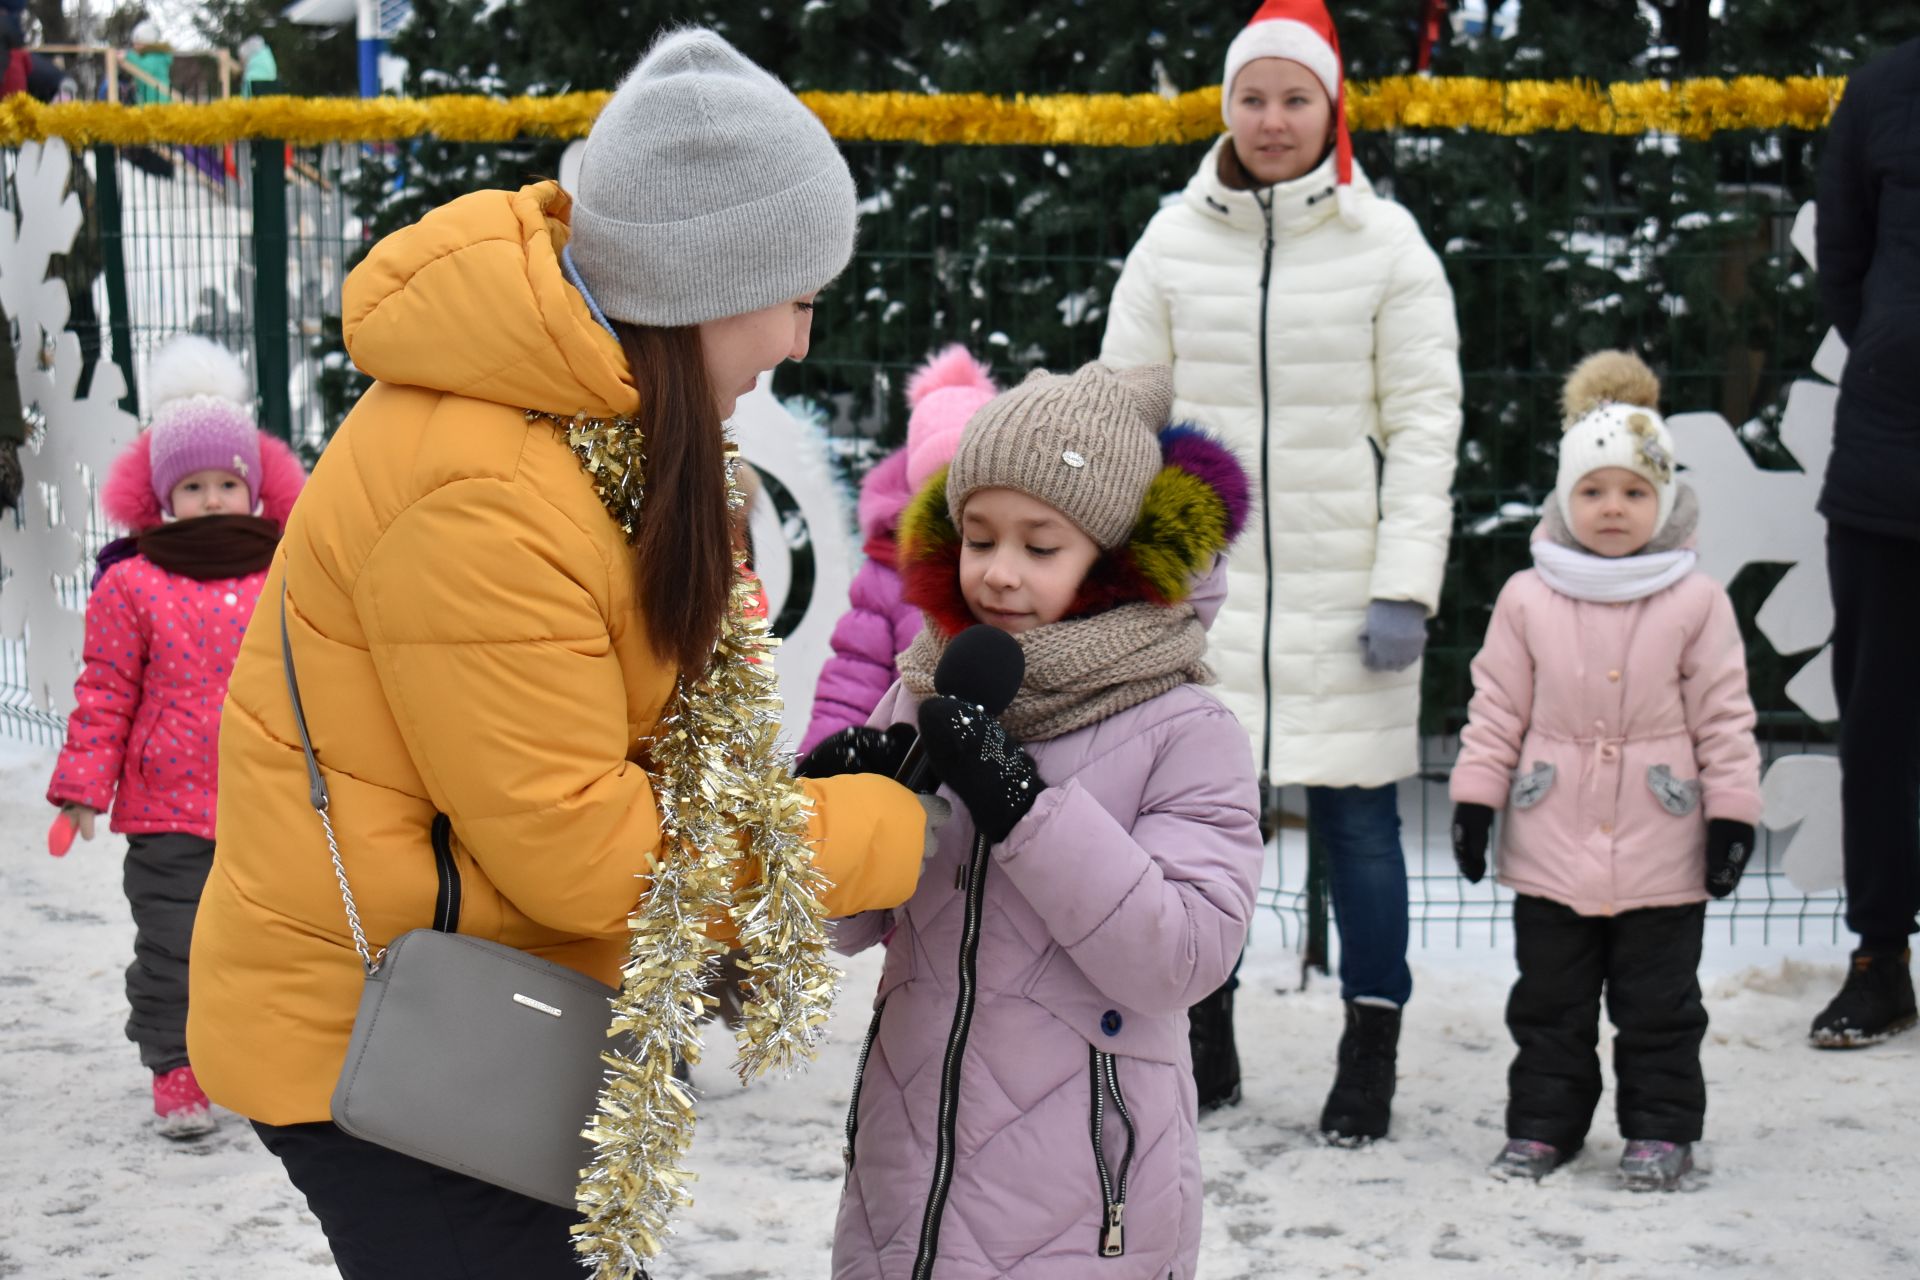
xmin=1100 ymin=0 xmax=1462 ymax=1142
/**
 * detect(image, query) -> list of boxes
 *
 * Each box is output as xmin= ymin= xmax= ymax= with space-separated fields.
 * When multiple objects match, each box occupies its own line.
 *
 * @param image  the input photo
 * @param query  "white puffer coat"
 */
xmin=1101 ymin=139 xmax=1462 ymax=788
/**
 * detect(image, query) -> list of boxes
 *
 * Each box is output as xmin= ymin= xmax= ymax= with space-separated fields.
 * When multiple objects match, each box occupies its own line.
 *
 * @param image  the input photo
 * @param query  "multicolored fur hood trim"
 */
xmin=898 ymin=422 xmax=1251 ymax=639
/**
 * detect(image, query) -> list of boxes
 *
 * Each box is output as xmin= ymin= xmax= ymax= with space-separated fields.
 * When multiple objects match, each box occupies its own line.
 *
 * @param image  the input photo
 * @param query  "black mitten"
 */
xmin=794 ymin=723 xmax=916 ymax=780
xmin=1706 ymin=819 xmax=1755 ymax=898
xmin=1452 ymin=802 xmax=1493 ymax=884
xmin=916 ymin=695 xmax=1042 ymax=843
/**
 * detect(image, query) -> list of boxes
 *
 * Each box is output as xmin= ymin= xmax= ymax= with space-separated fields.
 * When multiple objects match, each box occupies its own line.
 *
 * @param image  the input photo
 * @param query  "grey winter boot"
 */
xmin=1318 ymin=1000 xmax=1400 ymax=1145
xmin=1489 ymin=1138 xmax=1571 ymax=1183
xmin=1619 ymin=1139 xmax=1694 ymax=1192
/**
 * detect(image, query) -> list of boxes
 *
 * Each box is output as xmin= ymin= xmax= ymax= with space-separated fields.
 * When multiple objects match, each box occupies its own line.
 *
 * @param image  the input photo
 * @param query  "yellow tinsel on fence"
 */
xmin=0 ymin=75 xmax=1846 ymax=148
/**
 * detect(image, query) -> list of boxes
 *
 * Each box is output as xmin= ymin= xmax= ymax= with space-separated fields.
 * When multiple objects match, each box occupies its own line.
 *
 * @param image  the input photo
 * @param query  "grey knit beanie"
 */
xmin=946 ymin=361 xmax=1173 ymax=550
xmin=568 ymin=28 xmax=857 ymax=328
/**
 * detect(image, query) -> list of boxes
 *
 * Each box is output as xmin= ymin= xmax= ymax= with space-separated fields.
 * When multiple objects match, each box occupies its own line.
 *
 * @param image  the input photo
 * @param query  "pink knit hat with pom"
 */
xmin=905 ymin=345 xmax=997 ymax=491
xmin=143 ymin=335 xmax=262 ymax=515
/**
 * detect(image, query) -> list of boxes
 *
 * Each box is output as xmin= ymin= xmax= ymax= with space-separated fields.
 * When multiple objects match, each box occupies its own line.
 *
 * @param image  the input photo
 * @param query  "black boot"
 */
xmin=1188 ymin=979 xmax=1242 ymax=1111
xmin=1319 ymin=1000 xmax=1401 ymax=1145
xmin=1810 ymin=948 xmax=1917 ymax=1048
xmin=0 ymin=438 xmax=21 ymax=519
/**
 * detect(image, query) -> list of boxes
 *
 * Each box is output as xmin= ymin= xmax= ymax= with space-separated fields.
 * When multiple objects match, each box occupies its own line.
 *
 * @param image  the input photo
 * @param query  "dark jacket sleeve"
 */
xmin=1817 ymin=65 xmax=1881 ymax=344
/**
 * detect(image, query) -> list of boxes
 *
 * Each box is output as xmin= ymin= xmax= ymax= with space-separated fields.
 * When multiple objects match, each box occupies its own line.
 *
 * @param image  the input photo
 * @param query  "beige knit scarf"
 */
xmin=897 ymin=602 xmax=1212 ymax=743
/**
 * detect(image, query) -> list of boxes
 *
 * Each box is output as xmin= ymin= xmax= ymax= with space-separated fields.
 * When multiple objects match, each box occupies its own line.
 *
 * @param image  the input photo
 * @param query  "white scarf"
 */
xmin=1531 ymin=540 xmax=1697 ymax=603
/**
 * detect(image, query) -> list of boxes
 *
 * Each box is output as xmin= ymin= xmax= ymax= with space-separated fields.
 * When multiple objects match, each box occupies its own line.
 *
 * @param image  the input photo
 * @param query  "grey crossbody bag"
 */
xmin=279 ymin=581 xmax=620 ymax=1208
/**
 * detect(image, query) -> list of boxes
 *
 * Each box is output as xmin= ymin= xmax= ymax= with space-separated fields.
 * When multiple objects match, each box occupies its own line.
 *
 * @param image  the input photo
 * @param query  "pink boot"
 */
xmin=152 ymin=1065 xmax=216 ymax=1140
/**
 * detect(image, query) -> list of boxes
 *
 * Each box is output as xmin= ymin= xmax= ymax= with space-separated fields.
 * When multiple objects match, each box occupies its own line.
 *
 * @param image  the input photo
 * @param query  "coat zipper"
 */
xmin=842 ymin=999 xmax=886 ymax=1178
xmin=911 ymin=831 xmax=993 ymax=1280
xmin=1089 ymin=1047 xmax=1137 ymax=1258
xmin=1255 ymin=189 xmax=1277 ymax=782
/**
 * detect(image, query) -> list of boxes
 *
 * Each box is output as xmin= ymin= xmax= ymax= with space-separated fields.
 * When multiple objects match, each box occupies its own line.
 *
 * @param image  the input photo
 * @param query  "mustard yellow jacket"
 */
xmin=188 ymin=182 xmax=926 ymax=1124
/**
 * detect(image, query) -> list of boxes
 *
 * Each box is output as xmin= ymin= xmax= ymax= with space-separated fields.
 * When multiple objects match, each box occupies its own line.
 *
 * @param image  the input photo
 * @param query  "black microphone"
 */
xmin=895 ymin=625 xmax=1025 ymax=793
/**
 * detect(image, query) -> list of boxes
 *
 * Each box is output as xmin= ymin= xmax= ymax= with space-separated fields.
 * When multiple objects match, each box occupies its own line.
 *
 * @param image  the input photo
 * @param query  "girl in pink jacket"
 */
xmin=800 ymin=345 xmax=997 ymax=753
xmin=47 ymin=335 xmax=305 ymax=1140
xmin=1449 ymin=351 xmax=1761 ymax=1192
xmin=797 ymin=360 xmax=1263 ymax=1278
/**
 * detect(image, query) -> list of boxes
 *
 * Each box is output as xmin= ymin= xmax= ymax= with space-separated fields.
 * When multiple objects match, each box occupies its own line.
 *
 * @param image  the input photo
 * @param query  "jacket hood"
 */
xmin=857 ymin=447 xmax=915 ymax=554
xmin=898 ymin=423 xmax=1251 ymax=638
xmin=101 ymin=428 xmax=306 ymax=533
xmin=343 ymin=182 xmax=639 ymax=421
xmin=1184 ymin=136 xmax=1375 ymax=236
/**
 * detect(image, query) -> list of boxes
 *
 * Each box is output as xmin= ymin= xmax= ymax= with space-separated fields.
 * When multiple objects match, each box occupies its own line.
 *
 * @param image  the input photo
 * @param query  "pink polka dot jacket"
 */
xmin=47 ymin=428 xmax=306 ymax=838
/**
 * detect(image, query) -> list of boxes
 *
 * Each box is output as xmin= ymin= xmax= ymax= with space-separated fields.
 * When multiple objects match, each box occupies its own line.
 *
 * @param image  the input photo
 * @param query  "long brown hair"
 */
xmin=613 ymin=321 xmax=733 ymax=674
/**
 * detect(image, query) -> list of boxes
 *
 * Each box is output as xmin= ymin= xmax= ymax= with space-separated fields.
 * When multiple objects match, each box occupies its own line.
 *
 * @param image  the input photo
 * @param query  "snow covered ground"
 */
xmin=2 ymin=734 xmax=1913 ymax=1279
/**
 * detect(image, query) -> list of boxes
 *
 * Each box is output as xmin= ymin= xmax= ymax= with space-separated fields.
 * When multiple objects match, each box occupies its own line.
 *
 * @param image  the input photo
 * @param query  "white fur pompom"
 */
xmin=145 ymin=334 xmax=252 ymax=414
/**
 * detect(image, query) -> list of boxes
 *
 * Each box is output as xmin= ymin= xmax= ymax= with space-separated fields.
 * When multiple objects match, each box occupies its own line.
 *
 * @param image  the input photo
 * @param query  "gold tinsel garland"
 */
xmin=0 ymin=75 xmax=1845 ymax=148
xmin=535 ymin=412 xmax=837 ymax=1277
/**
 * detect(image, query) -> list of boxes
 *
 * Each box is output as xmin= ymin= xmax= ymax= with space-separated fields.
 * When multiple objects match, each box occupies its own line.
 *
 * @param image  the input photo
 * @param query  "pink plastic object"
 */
xmin=48 ymin=812 xmax=76 ymax=857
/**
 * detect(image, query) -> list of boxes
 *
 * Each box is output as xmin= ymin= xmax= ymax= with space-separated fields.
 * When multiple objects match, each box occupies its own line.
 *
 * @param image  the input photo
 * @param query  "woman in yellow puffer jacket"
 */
xmin=187 ymin=29 xmax=935 ymax=1278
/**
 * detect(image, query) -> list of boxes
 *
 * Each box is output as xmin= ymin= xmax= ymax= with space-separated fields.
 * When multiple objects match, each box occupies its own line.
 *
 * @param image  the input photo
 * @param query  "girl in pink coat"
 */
xmin=797 ymin=361 xmax=1263 ymax=1278
xmin=801 ymin=345 xmax=997 ymax=753
xmin=1449 ymin=351 xmax=1761 ymax=1192
xmin=46 ymin=335 xmax=305 ymax=1140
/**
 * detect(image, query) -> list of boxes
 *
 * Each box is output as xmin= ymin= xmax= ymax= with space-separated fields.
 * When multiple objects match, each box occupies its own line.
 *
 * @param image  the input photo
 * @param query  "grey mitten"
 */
xmin=1359 ymin=598 xmax=1428 ymax=673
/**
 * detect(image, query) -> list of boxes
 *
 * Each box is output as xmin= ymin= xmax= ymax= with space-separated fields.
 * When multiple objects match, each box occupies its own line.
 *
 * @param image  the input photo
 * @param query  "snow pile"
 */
xmin=1 ymin=737 xmax=1909 ymax=1279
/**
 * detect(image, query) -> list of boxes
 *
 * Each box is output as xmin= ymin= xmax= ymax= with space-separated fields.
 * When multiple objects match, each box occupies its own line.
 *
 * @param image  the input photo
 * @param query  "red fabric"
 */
xmin=2 ymin=49 xmax=29 ymax=99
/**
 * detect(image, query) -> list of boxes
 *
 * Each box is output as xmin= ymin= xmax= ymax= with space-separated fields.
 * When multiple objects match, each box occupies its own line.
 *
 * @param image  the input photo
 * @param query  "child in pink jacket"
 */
xmin=1449 ymin=351 xmax=1761 ymax=1192
xmin=800 ymin=345 xmax=996 ymax=752
xmin=47 ymin=335 xmax=305 ymax=1140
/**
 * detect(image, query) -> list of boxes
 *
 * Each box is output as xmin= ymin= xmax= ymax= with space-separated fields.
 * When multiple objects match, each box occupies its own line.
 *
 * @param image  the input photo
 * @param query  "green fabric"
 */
xmin=125 ymin=50 xmax=172 ymax=104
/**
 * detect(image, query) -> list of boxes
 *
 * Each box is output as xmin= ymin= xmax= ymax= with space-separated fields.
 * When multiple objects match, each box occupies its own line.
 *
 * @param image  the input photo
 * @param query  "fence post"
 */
xmin=249 ymin=107 xmax=292 ymax=442
xmin=92 ymin=145 xmax=138 ymax=417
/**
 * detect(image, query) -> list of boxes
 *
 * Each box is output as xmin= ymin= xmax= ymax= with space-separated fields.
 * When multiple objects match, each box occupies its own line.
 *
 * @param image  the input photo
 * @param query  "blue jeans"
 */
xmin=1308 ymin=783 xmax=1414 ymax=1006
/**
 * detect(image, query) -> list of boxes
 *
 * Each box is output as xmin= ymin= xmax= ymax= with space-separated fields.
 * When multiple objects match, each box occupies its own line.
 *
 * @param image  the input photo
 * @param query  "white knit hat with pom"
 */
xmin=1554 ymin=350 xmax=1679 ymax=536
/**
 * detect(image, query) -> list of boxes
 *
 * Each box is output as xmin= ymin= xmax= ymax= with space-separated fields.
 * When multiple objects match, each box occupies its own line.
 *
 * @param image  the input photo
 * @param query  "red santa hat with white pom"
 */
xmin=1221 ymin=0 xmax=1360 ymax=226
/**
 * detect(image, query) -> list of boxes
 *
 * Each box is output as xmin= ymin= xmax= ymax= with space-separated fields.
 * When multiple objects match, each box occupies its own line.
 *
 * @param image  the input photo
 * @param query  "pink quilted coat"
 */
xmin=830 ymin=569 xmax=1262 ymax=1280
xmin=800 ymin=448 xmax=924 ymax=753
xmin=47 ymin=431 xmax=306 ymax=839
xmin=1449 ymin=564 xmax=1762 ymax=916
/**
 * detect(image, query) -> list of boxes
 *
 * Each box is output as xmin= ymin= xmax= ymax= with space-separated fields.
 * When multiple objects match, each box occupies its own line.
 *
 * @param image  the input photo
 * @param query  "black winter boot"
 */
xmin=0 ymin=438 xmax=21 ymax=519
xmin=1319 ymin=1000 xmax=1401 ymax=1145
xmin=1188 ymin=979 xmax=1242 ymax=1111
xmin=1810 ymin=948 xmax=1917 ymax=1048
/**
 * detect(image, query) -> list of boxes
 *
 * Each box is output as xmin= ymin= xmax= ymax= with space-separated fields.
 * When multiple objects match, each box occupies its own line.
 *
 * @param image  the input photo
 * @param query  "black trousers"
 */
xmin=253 ymin=1121 xmax=587 ymax=1280
xmin=1505 ymin=895 xmax=1707 ymax=1150
xmin=1828 ymin=520 xmax=1920 ymax=944
xmin=123 ymin=832 xmax=214 ymax=1073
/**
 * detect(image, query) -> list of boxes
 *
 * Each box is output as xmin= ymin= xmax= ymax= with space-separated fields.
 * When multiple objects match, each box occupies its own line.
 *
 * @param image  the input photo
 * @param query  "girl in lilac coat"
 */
xmin=46 ymin=335 xmax=305 ymax=1139
xmin=1448 ymin=352 xmax=1761 ymax=1192
xmin=800 ymin=360 xmax=1262 ymax=1279
xmin=801 ymin=346 xmax=997 ymax=753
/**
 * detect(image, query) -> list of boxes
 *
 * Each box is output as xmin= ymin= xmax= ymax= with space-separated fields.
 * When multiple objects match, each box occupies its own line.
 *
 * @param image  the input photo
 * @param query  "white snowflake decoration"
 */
xmin=729 ymin=380 xmax=855 ymax=746
xmin=0 ymin=140 xmax=141 ymax=721
xmin=1669 ymin=201 xmax=1855 ymax=894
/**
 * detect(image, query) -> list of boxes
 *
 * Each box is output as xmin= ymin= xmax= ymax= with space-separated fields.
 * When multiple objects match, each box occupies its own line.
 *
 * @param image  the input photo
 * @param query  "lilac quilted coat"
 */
xmin=830 ymin=578 xmax=1262 ymax=1279
xmin=802 ymin=449 xmax=926 ymax=753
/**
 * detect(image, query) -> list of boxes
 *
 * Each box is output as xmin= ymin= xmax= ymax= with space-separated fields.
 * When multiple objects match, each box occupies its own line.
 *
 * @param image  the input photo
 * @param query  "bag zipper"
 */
xmin=911 ymin=831 xmax=993 ymax=1280
xmin=1089 ymin=1047 xmax=1137 ymax=1258
xmin=842 ymin=999 xmax=886 ymax=1178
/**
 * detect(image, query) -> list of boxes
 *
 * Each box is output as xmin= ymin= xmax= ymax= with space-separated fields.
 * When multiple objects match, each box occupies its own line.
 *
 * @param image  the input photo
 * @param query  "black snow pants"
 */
xmin=123 ymin=832 xmax=215 ymax=1073
xmin=1505 ymin=894 xmax=1708 ymax=1151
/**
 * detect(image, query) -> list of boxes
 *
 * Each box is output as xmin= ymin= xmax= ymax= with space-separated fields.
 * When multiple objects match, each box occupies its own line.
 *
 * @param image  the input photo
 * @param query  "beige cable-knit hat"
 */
xmin=945 ymin=361 xmax=1173 ymax=550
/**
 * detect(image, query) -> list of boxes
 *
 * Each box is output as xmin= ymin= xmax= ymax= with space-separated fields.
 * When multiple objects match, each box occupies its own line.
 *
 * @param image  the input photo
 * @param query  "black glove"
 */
xmin=1706 ymin=819 xmax=1755 ymax=898
xmin=1452 ymin=802 xmax=1493 ymax=884
xmin=794 ymin=723 xmax=916 ymax=780
xmin=916 ymin=695 xmax=1043 ymax=843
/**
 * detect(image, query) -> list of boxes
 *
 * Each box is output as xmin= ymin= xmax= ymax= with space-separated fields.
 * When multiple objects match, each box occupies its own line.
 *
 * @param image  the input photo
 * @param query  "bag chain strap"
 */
xmin=280 ymin=580 xmax=385 ymax=976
